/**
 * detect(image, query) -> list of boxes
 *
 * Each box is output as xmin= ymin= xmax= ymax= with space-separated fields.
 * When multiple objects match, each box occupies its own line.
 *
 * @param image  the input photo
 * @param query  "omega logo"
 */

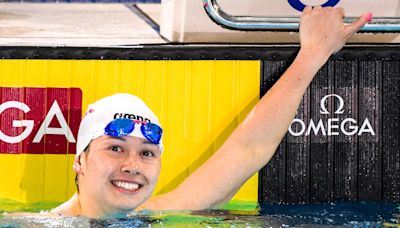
xmin=288 ymin=94 xmax=376 ymax=137
xmin=0 ymin=100 xmax=76 ymax=144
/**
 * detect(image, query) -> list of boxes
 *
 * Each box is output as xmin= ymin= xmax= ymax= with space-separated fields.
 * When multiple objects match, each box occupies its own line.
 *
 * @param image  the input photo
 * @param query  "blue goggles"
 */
xmin=104 ymin=118 xmax=162 ymax=145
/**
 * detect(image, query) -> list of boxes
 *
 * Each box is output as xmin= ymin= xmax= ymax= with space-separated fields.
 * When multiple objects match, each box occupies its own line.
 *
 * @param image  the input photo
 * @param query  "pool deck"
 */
xmin=0 ymin=3 xmax=165 ymax=47
xmin=1 ymin=2 xmax=400 ymax=46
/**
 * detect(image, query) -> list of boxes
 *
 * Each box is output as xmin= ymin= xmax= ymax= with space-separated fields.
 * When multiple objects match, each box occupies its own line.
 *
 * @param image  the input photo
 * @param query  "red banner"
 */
xmin=0 ymin=88 xmax=82 ymax=154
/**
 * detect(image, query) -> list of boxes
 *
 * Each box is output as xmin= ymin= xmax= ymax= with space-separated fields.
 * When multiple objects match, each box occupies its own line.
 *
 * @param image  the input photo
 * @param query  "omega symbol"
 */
xmin=320 ymin=94 xmax=345 ymax=115
xmin=288 ymin=93 xmax=376 ymax=137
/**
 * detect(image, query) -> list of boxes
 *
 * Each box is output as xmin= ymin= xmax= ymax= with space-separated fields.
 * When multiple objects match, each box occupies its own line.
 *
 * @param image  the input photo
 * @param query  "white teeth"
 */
xmin=113 ymin=181 xmax=139 ymax=190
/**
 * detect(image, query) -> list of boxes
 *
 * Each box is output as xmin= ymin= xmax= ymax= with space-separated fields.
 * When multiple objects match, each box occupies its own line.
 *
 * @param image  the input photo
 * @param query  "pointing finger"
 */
xmin=345 ymin=12 xmax=372 ymax=36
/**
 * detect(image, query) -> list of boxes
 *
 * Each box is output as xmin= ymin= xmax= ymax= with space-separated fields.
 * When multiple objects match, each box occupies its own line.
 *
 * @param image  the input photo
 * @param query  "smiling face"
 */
xmin=74 ymin=135 xmax=161 ymax=218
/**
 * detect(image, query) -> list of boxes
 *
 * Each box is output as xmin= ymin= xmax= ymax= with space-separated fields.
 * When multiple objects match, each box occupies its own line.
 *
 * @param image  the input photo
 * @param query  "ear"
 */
xmin=73 ymin=156 xmax=82 ymax=173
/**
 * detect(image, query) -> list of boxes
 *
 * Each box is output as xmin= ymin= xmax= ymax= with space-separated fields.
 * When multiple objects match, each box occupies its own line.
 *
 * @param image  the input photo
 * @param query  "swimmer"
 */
xmin=51 ymin=7 xmax=372 ymax=218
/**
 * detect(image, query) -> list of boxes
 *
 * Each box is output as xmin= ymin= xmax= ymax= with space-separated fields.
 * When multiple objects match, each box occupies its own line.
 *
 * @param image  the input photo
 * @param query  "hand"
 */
xmin=299 ymin=6 xmax=371 ymax=61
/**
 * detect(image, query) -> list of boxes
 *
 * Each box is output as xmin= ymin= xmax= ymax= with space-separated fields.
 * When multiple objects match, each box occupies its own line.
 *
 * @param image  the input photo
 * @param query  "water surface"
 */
xmin=0 ymin=200 xmax=399 ymax=227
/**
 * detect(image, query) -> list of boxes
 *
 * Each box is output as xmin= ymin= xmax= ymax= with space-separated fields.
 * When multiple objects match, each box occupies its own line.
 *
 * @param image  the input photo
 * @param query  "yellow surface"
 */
xmin=0 ymin=59 xmax=260 ymax=204
xmin=0 ymin=154 xmax=75 ymax=202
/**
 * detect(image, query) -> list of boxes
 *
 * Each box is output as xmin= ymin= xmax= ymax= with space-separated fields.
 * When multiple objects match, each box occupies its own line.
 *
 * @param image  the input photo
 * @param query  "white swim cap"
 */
xmin=76 ymin=93 xmax=163 ymax=158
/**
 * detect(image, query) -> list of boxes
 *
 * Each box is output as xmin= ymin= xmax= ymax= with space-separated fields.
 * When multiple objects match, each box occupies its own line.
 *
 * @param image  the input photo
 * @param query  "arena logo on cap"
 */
xmin=0 ymin=87 xmax=82 ymax=154
xmin=114 ymin=113 xmax=152 ymax=123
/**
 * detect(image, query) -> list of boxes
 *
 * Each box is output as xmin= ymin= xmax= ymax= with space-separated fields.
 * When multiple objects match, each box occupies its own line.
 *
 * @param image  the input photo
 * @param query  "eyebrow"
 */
xmin=143 ymin=139 xmax=157 ymax=146
xmin=106 ymin=136 xmax=126 ymax=142
xmin=107 ymin=136 xmax=155 ymax=145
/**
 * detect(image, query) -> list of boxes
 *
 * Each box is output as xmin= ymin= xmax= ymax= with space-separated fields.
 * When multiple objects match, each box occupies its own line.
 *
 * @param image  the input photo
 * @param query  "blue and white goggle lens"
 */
xmin=104 ymin=118 xmax=162 ymax=145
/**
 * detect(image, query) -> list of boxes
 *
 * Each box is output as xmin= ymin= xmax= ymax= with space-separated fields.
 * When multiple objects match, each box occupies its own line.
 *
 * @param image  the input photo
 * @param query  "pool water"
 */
xmin=0 ymin=200 xmax=399 ymax=227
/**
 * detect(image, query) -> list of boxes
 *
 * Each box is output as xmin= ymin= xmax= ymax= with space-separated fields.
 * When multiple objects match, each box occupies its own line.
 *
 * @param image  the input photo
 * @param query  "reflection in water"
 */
xmin=0 ymin=202 xmax=399 ymax=227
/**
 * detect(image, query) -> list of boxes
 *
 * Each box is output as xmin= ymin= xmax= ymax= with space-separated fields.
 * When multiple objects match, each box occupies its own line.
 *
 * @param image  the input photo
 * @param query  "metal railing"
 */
xmin=202 ymin=0 xmax=400 ymax=32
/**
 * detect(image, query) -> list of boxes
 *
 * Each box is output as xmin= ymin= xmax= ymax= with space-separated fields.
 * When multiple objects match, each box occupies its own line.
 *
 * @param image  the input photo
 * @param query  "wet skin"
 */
xmin=75 ymin=135 xmax=161 ymax=217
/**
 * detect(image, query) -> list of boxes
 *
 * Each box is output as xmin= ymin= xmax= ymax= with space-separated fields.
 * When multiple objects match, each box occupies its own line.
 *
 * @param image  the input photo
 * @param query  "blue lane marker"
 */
xmin=288 ymin=0 xmax=340 ymax=12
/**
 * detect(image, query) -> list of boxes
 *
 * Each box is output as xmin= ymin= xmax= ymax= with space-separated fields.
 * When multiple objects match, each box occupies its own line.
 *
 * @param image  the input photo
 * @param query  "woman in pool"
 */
xmin=52 ymin=6 xmax=372 ymax=218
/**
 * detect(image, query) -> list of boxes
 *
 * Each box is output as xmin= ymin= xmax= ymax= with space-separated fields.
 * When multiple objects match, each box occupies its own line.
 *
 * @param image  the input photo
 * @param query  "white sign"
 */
xmin=289 ymin=94 xmax=376 ymax=137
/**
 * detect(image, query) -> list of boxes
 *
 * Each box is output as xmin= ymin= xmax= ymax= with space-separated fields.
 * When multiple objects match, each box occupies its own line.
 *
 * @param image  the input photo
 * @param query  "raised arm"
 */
xmin=140 ymin=7 xmax=371 ymax=211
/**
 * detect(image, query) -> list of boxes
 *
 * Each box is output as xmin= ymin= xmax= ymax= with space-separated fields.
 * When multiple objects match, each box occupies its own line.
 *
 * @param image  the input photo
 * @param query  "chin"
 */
xmin=109 ymin=201 xmax=139 ymax=212
xmin=112 ymin=197 xmax=147 ymax=211
xmin=108 ymin=187 xmax=154 ymax=211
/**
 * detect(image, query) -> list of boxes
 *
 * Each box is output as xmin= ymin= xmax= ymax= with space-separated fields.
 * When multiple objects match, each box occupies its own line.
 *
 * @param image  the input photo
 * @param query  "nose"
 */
xmin=124 ymin=169 xmax=140 ymax=175
xmin=121 ymin=153 xmax=142 ymax=175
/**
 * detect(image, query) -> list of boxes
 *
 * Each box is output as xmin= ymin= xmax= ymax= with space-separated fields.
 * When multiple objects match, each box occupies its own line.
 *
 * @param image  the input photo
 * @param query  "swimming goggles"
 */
xmin=104 ymin=118 xmax=162 ymax=145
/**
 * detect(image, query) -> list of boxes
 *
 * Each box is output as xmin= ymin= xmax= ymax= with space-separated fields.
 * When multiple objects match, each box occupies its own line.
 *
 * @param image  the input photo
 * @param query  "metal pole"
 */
xmin=203 ymin=0 xmax=400 ymax=32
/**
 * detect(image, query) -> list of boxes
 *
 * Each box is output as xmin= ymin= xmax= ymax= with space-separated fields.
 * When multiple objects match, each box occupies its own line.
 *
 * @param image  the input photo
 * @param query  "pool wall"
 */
xmin=0 ymin=46 xmax=399 ymax=208
xmin=0 ymin=47 xmax=260 ymax=206
xmin=259 ymin=46 xmax=400 ymax=204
